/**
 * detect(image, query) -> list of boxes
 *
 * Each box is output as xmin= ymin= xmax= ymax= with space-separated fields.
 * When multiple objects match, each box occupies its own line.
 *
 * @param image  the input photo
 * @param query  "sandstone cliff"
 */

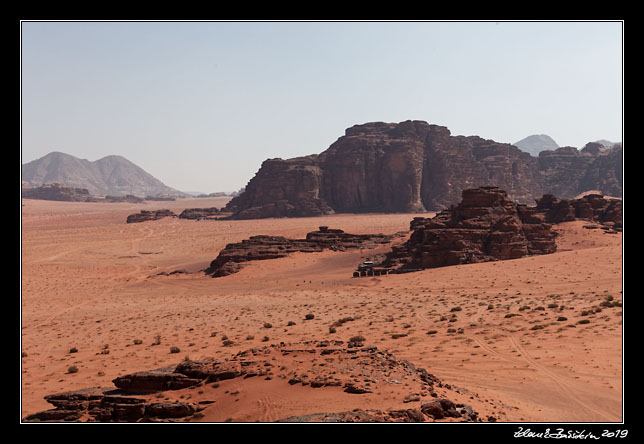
xmin=380 ymin=186 xmax=557 ymax=271
xmin=225 ymin=121 xmax=622 ymax=219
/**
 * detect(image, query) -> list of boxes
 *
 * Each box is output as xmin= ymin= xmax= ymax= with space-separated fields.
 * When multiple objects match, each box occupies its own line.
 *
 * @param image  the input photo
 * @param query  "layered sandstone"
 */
xmin=21 ymin=183 xmax=99 ymax=202
xmin=381 ymin=186 xmax=557 ymax=271
xmin=178 ymin=207 xmax=221 ymax=220
xmin=205 ymin=226 xmax=395 ymax=277
xmin=126 ymin=209 xmax=176 ymax=224
xmin=224 ymin=121 xmax=622 ymax=219
xmin=23 ymin=341 xmax=480 ymax=423
xmin=535 ymin=193 xmax=622 ymax=231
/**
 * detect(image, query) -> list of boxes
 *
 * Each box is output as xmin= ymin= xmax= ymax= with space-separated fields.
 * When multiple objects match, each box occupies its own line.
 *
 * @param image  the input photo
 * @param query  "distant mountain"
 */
xmin=595 ymin=139 xmax=617 ymax=147
xmin=22 ymin=152 xmax=184 ymax=197
xmin=513 ymin=134 xmax=560 ymax=156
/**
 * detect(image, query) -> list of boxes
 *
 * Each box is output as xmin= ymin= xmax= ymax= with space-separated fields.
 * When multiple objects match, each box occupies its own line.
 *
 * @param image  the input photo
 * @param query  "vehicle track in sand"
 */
xmin=508 ymin=335 xmax=620 ymax=422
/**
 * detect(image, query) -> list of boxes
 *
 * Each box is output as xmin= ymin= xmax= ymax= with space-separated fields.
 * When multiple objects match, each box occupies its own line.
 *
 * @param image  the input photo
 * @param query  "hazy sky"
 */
xmin=21 ymin=21 xmax=623 ymax=193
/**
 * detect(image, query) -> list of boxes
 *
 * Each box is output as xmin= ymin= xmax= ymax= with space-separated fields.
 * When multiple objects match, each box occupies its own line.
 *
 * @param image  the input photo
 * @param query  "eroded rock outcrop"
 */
xmin=205 ymin=226 xmax=395 ymax=277
xmin=23 ymin=341 xmax=481 ymax=423
xmin=224 ymin=121 xmax=622 ymax=219
xmin=178 ymin=207 xmax=220 ymax=220
xmin=126 ymin=209 xmax=176 ymax=224
xmin=535 ymin=193 xmax=622 ymax=231
xmin=381 ymin=186 xmax=557 ymax=271
xmin=21 ymin=183 xmax=99 ymax=202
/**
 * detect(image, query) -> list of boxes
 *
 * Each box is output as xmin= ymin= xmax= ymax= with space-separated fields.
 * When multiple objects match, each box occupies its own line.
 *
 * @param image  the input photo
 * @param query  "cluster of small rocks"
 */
xmin=23 ymin=341 xmax=482 ymax=423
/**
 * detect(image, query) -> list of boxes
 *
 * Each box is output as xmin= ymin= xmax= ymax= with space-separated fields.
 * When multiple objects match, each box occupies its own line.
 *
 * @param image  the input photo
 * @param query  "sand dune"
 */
xmin=21 ymin=197 xmax=622 ymax=422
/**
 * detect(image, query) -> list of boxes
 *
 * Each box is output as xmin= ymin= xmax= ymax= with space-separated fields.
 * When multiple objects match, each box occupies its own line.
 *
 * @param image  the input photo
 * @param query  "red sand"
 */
xmin=21 ymin=197 xmax=623 ymax=422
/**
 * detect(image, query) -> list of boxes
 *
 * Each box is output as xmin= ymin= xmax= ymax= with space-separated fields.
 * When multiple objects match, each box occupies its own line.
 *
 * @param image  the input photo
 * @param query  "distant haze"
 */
xmin=22 ymin=151 xmax=182 ymax=197
xmin=20 ymin=21 xmax=623 ymax=193
xmin=513 ymin=134 xmax=560 ymax=156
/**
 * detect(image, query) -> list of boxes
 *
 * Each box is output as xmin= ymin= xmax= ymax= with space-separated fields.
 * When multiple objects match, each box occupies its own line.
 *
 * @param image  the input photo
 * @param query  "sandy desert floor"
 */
xmin=20 ymin=197 xmax=623 ymax=422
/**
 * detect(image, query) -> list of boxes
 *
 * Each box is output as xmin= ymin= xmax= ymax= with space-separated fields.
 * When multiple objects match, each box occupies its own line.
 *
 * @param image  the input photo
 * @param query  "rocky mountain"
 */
xmin=513 ymin=134 xmax=559 ymax=156
xmin=225 ymin=121 xmax=622 ymax=219
xmin=22 ymin=151 xmax=184 ymax=197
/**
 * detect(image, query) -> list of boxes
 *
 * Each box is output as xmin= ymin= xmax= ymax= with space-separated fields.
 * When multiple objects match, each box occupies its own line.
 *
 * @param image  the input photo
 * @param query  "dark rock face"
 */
xmin=382 ymin=186 xmax=557 ymax=271
xmin=535 ymin=193 xmax=622 ymax=230
xmin=178 ymin=207 xmax=220 ymax=220
xmin=21 ymin=183 xmax=98 ymax=202
xmin=205 ymin=226 xmax=395 ymax=277
xmin=126 ymin=209 xmax=176 ymax=224
xmin=224 ymin=121 xmax=621 ymax=219
xmin=224 ymin=155 xmax=334 ymax=219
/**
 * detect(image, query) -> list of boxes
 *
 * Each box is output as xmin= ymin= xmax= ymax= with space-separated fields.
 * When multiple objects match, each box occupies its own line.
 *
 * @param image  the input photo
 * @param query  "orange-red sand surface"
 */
xmin=21 ymin=197 xmax=623 ymax=422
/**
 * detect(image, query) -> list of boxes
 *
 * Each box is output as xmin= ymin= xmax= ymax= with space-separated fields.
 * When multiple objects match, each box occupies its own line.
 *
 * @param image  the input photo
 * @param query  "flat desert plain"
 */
xmin=20 ymin=197 xmax=623 ymax=422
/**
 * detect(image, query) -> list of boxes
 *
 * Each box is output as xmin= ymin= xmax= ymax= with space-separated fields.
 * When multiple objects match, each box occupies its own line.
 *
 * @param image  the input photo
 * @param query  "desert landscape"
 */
xmin=20 ymin=193 xmax=622 ymax=423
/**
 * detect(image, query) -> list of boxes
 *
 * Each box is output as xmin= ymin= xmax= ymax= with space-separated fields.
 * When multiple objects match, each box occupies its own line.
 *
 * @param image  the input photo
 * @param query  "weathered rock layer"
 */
xmin=205 ymin=226 xmax=396 ymax=277
xmin=225 ymin=121 xmax=622 ymax=219
xmin=381 ymin=186 xmax=557 ymax=271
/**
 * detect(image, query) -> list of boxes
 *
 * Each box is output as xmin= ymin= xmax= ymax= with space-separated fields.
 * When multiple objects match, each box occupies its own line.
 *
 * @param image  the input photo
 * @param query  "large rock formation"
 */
xmin=535 ymin=193 xmax=622 ymax=230
xmin=381 ymin=186 xmax=557 ymax=271
xmin=225 ymin=121 xmax=622 ymax=219
xmin=204 ymin=226 xmax=396 ymax=277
